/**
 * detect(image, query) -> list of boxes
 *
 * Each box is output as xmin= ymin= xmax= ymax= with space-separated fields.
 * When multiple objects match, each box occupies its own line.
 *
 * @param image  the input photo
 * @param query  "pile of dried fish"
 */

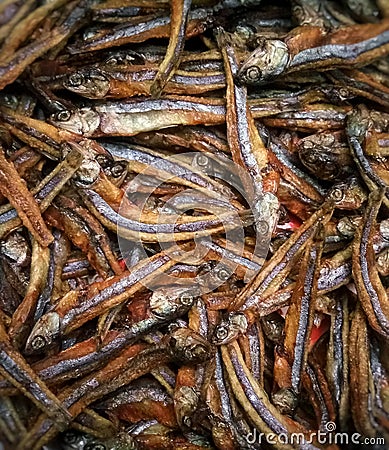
xmin=1 ymin=0 xmax=389 ymax=449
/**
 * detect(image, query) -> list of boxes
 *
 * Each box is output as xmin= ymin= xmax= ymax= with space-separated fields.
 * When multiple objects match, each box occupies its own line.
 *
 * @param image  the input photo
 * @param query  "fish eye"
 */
xmin=110 ymin=162 xmax=126 ymax=178
xmin=84 ymin=444 xmax=106 ymax=450
xmin=293 ymin=5 xmax=305 ymax=20
xmin=338 ymin=88 xmax=349 ymax=99
xmin=68 ymin=73 xmax=84 ymax=87
xmin=215 ymin=325 xmax=228 ymax=341
xmin=63 ymin=431 xmax=78 ymax=444
xmin=195 ymin=153 xmax=209 ymax=167
xmin=183 ymin=415 xmax=192 ymax=427
xmin=216 ymin=267 xmax=230 ymax=281
xmin=179 ymin=294 xmax=193 ymax=307
xmin=347 ymin=0 xmax=362 ymax=11
xmin=257 ymin=220 xmax=269 ymax=236
xmin=302 ymin=140 xmax=314 ymax=149
xmin=330 ymin=188 xmax=344 ymax=202
xmin=31 ymin=335 xmax=47 ymax=350
xmin=244 ymin=66 xmax=262 ymax=82
xmin=55 ymin=110 xmax=72 ymax=122
xmin=95 ymin=154 xmax=112 ymax=168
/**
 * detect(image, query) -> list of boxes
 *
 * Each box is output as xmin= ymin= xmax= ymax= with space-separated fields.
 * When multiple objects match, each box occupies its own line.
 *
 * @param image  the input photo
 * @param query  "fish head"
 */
xmin=238 ymin=39 xmax=289 ymax=84
xmin=25 ymin=312 xmax=61 ymax=354
xmin=64 ymin=69 xmax=110 ymax=99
